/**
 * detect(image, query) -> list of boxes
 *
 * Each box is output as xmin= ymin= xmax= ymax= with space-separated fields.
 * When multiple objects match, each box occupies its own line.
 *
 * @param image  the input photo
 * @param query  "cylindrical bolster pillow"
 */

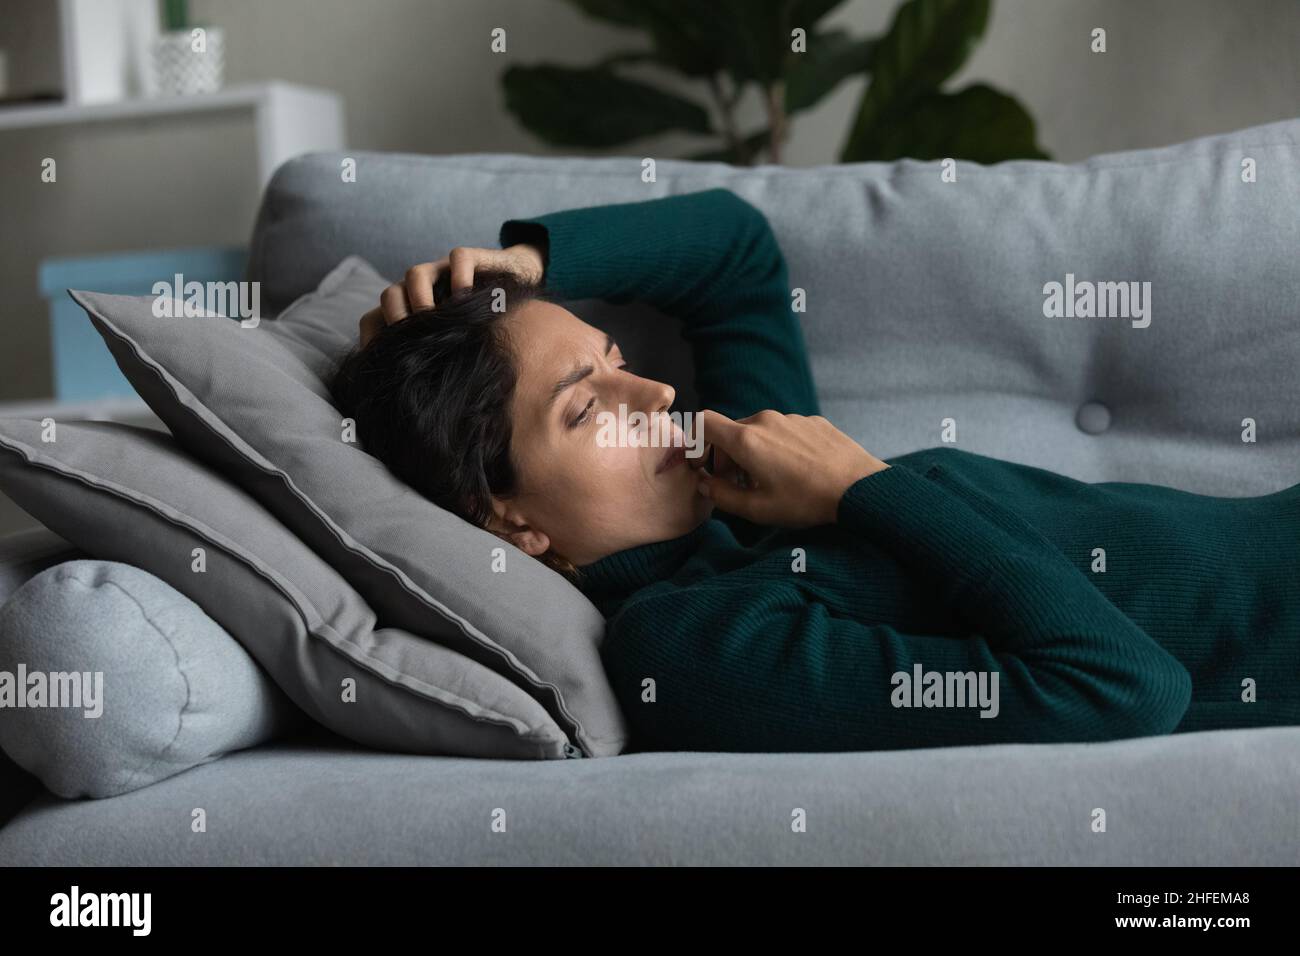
xmin=0 ymin=560 xmax=305 ymax=798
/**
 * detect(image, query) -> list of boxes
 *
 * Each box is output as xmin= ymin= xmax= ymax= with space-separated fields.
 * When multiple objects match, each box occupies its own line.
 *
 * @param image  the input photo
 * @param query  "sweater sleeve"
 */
xmin=498 ymin=188 xmax=819 ymax=420
xmin=599 ymin=462 xmax=1192 ymax=753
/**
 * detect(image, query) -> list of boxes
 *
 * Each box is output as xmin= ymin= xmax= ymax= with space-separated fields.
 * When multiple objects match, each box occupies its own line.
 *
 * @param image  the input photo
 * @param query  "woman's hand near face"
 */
xmin=694 ymin=409 xmax=889 ymax=528
xmin=358 ymin=243 xmax=544 ymax=347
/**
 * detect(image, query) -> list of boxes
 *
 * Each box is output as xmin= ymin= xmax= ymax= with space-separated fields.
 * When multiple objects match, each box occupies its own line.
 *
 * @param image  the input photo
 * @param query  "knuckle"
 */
xmin=379 ymin=286 xmax=406 ymax=319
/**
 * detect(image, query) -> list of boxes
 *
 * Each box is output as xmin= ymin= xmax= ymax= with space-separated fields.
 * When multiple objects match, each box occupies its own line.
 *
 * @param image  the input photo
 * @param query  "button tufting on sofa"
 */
xmin=1075 ymin=401 xmax=1112 ymax=435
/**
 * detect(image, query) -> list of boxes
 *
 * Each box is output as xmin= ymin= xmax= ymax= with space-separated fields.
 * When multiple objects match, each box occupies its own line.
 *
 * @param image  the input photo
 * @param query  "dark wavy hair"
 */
xmin=327 ymin=270 xmax=576 ymax=577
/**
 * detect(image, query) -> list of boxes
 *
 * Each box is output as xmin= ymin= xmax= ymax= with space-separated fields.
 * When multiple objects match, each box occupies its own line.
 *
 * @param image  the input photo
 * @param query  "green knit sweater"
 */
xmin=500 ymin=188 xmax=1300 ymax=753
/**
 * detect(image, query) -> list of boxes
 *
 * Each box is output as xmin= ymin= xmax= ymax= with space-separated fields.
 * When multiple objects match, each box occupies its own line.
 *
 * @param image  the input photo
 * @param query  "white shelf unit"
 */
xmin=0 ymin=80 xmax=345 ymax=422
xmin=0 ymin=80 xmax=344 ymax=187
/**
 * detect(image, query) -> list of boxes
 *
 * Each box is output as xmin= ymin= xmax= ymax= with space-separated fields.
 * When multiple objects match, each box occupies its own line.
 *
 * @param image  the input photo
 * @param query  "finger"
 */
xmin=404 ymin=262 xmax=438 ymax=312
xmin=380 ymin=284 xmax=412 ymax=324
xmin=427 ymin=256 xmax=449 ymax=296
xmin=696 ymin=409 xmax=746 ymax=456
xmin=709 ymin=442 xmax=740 ymax=480
xmin=688 ymin=439 xmax=717 ymax=472
xmin=697 ymin=472 xmax=764 ymax=522
xmin=359 ymin=307 xmax=385 ymax=347
xmin=447 ymin=248 xmax=477 ymax=292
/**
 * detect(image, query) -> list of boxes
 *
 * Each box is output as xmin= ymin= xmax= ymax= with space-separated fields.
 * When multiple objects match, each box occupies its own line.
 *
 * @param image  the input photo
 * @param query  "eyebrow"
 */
xmin=548 ymin=333 xmax=617 ymax=408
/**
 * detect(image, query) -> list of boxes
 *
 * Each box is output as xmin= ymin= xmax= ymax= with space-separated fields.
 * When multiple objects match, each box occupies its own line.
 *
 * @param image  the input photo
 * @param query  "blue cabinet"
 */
xmin=38 ymin=247 xmax=247 ymax=402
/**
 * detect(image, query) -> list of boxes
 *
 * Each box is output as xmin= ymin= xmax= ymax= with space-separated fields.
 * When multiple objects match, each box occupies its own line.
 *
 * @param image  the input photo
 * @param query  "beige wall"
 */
xmin=187 ymin=0 xmax=1300 ymax=164
xmin=2 ymin=0 xmax=1298 ymax=403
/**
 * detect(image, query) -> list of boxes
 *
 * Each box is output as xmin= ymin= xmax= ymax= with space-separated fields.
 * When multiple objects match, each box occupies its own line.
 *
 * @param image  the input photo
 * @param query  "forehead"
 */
xmin=506 ymin=299 xmax=603 ymax=386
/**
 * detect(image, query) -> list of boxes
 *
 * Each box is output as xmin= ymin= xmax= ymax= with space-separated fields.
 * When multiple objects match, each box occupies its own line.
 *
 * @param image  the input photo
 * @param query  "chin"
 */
xmin=654 ymin=502 xmax=708 ymax=541
xmin=646 ymin=486 xmax=712 ymax=541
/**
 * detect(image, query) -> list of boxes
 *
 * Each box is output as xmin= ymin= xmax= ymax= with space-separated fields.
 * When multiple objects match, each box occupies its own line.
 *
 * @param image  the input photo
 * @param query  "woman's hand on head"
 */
xmin=694 ymin=409 xmax=889 ymax=528
xmin=358 ymin=243 xmax=544 ymax=347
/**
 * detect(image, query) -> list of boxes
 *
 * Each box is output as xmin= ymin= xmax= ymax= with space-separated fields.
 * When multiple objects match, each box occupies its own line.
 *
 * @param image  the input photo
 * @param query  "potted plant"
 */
xmin=151 ymin=0 xmax=224 ymax=97
xmin=502 ymin=0 xmax=1048 ymax=165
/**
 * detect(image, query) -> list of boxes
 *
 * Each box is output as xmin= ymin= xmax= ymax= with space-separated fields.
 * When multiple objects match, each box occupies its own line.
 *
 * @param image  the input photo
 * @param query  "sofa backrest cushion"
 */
xmin=249 ymin=120 xmax=1300 ymax=496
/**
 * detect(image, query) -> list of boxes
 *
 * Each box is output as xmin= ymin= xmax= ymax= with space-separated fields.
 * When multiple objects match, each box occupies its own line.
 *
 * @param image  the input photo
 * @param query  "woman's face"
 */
xmin=488 ymin=298 xmax=713 ymax=566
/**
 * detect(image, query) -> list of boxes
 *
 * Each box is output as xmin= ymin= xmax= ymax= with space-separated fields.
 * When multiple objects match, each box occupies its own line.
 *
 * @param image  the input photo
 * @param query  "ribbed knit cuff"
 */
xmin=498 ymin=219 xmax=550 ymax=269
xmin=837 ymin=463 xmax=1031 ymax=602
xmin=526 ymin=215 xmax=588 ymax=298
xmin=498 ymin=189 xmax=761 ymax=308
xmin=499 ymin=203 xmax=667 ymax=303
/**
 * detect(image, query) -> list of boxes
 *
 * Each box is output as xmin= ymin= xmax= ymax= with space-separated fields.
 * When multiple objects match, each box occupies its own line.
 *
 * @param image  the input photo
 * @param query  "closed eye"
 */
xmin=568 ymin=396 xmax=596 ymax=429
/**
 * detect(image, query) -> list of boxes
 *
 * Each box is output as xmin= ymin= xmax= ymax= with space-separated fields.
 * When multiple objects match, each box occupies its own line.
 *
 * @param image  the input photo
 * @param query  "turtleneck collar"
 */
xmin=573 ymin=519 xmax=715 ymax=605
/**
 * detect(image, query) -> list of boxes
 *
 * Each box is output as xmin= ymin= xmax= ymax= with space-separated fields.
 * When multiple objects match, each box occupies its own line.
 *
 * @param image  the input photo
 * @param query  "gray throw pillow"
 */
xmin=0 ymin=529 xmax=81 ymax=820
xmin=0 ymin=560 xmax=305 ymax=798
xmin=69 ymin=255 xmax=626 ymax=757
xmin=0 ymin=418 xmax=577 ymax=760
xmin=0 ymin=527 xmax=83 ymax=607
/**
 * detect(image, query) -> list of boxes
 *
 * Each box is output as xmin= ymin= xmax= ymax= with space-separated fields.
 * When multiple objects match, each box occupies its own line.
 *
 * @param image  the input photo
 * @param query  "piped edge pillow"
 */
xmin=0 ymin=418 xmax=578 ymax=761
xmin=69 ymin=256 xmax=626 ymax=756
xmin=0 ymin=560 xmax=306 ymax=798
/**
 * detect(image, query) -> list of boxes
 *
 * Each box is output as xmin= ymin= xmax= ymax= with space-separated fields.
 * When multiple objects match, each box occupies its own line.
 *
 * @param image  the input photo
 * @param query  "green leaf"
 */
xmin=609 ymin=0 xmax=736 ymax=77
xmin=846 ymin=83 xmax=1049 ymax=162
xmin=593 ymin=50 xmax=664 ymax=69
xmin=163 ymin=0 xmax=189 ymax=31
xmin=721 ymin=0 xmax=853 ymax=87
xmin=565 ymin=1 xmax=850 ymax=88
xmin=790 ymin=0 xmax=852 ymax=25
xmin=785 ymin=29 xmax=875 ymax=114
xmin=718 ymin=0 xmax=789 ymax=85
xmin=561 ymin=0 xmax=738 ymax=77
xmin=502 ymin=65 xmax=713 ymax=148
xmin=841 ymin=0 xmax=990 ymax=160
xmin=562 ymin=0 xmax=644 ymax=27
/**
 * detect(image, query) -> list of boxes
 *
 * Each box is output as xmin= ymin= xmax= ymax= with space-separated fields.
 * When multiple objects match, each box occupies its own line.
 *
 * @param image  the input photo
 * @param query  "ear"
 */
xmin=487 ymin=495 xmax=551 ymax=557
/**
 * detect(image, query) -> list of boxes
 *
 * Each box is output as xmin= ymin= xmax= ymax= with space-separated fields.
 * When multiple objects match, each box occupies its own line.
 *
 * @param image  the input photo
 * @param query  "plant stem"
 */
xmin=765 ymin=81 xmax=787 ymax=164
xmin=707 ymin=73 xmax=744 ymax=163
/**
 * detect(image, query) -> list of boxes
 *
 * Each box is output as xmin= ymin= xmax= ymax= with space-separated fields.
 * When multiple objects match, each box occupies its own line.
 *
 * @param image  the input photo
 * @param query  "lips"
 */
xmin=657 ymin=443 xmax=687 ymax=474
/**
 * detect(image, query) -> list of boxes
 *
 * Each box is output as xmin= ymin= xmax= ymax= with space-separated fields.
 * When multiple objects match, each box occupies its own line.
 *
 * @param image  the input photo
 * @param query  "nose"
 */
xmin=655 ymin=378 xmax=675 ymax=414
xmin=632 ymin=374 xmax=675 ymax=416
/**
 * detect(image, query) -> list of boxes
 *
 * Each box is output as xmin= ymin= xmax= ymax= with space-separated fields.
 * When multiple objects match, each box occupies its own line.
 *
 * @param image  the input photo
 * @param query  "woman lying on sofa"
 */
xmin=328 ymin=188 xmax=1300 ymax=753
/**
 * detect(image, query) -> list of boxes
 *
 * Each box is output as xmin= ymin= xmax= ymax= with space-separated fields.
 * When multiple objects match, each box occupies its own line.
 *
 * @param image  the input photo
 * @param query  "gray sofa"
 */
xmin=3 ymin=119 xmax=1299 ymax=865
